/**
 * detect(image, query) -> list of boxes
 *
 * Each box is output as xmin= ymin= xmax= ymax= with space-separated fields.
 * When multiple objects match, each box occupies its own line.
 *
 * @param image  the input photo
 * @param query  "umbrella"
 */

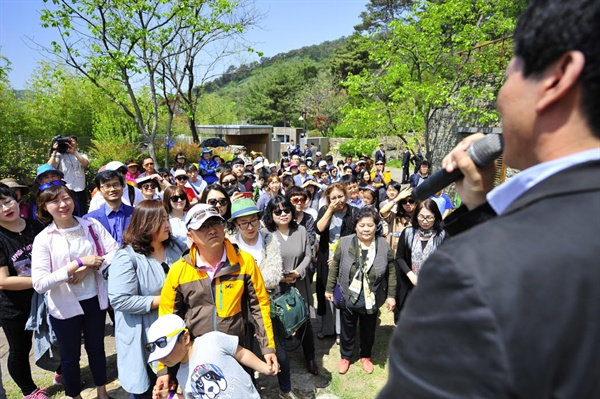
xmin=200 ymin=138 xmax=229 ymax=148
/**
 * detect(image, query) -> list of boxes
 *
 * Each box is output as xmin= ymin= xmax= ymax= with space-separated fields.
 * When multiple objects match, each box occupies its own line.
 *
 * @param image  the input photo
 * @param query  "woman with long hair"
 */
xmin=315 ymin=183 xmax=356 ymax=342
xmin=198 ymin=184 xmax=232 ymax=221
xmin=263 ymin=196 xmax=319 ymax=377
xmin=325 ymin=207 xmax=396 ymax=374
xmin=108 ymin=200 xmax=185 ymax=399
xmin=32 ymin=182 xmax=118 ymax=399
xmin=162 ymin=186 xmax=190 ymax=244
xmin=256 ymin=174 xmax=283 ymax=212
xmin=379 ymin=183 xmax=414 ymax=253
xmin=0 ymin=184 xmax=53 ymax=399
xmin=394 ymin=199 xmax=446 ymax=323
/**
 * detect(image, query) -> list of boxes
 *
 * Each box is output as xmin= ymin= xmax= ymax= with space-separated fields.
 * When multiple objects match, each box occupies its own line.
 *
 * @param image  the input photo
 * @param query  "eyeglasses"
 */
xmin=145 ymin=327 xmax=187 ymax=353
xmin=221 ymin=179 xmax=236 ymax=187
xmin=418 ymin=214 xmax=435 ymax=222
xmin=399 ymin=199 xmax=415 ymax=205
xmin=0 ymin=198 xmax=17 ymax=209
xmin=207 ymin=198 xmax=228 ymax=207
xmin=169 ymin=194 xmax=187 ymax=203
xmin=273 ymin=207 xmax=291 ymax=216
xmin=141 ymin=183 xmax=156 ymax=190
xmin=100 ymin=183 xmax=122 ymax=191
xmin=290 ymin=197 xmax=306 ymax=205
xmin=176 ymin=176 xmax=188 ymax=181
xmin=186 ymin=207 xmax=221 ymax=228
xmin=236 ymin=218 xmax=259 ymax=230
xmin=39 ymin=180 xmax=66 ymax=192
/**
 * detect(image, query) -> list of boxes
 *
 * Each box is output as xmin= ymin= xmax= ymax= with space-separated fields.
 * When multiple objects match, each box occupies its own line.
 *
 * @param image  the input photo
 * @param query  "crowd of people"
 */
xmin=1 ymin=141 xmax=455 ymax=399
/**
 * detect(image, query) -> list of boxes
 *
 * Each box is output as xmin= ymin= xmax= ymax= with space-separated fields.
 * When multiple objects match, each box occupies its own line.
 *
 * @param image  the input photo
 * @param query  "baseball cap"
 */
xmin=253 ymin=162 xmax=264 ymax=170
xmin=269 ymin=163 xmax=276 ymax=168
xmin=185 ymin=203 xmax=224 ymax=230
xmin=173 ymin=169 xmax=187 ymax=178
xmin=318 ymin=160 xmax=327 ymax=168
xmin=253 ymin=156 xmax=264 ymax=164
xmin=315 ymin=151 xmax=322 ymax=156
xmin=229 ymin=198 xmax=260 ymax=222
xmin=202 ymin=147 xmax=212 ymax=154
xmin=35 ymin=164 xmax=64 ymax=182
xmin=105 ymin=161 xmax=126 ymax=171
xmin=176 ymin=153 xmax=186 ymax=160
xmin=244 ymin=160 xmax=253 ymax=167
xmin=146 ymin=314 xmax=188 ymax=364
xmin=289 ymin=163 xmax=298 ymax=168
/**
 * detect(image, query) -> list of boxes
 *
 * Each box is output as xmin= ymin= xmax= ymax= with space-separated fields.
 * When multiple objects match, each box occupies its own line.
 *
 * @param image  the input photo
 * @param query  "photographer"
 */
xmin=48 ymin=135 xmax=89 ymax=216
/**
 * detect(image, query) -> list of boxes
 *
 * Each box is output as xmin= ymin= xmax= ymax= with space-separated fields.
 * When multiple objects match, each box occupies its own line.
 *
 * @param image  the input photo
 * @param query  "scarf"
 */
xmin=348 ymin=236 xmax=377 ymax=313
xmin=411 ymin=228 xmax=437 ymax=275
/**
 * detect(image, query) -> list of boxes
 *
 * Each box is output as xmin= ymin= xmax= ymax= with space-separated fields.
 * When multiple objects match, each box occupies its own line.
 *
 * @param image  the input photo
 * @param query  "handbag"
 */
xmin=270 ymin=286 xmax=308 ymax=338
xmin=333 ymin=283 xmax=346 ymax=309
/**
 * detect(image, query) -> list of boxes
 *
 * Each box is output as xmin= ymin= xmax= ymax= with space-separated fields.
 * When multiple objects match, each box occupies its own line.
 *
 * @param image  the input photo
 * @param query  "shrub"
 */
xmin=338 ymin=138 xmax=379 ymax=157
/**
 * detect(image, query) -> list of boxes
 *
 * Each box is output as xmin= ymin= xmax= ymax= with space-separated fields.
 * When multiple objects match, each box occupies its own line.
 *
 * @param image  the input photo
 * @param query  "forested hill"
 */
xmin=202 ymin=37 xmax=347 ymax=93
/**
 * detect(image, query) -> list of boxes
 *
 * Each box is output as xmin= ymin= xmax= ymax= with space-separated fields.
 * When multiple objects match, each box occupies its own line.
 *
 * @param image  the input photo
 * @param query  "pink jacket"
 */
xmin=32 ymin=217 xmax=118 ymax=319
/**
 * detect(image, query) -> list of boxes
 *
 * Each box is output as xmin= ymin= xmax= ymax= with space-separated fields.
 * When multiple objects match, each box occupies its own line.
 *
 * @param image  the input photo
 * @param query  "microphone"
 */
xmin=412 ymin=134 xmax=504 ymax=201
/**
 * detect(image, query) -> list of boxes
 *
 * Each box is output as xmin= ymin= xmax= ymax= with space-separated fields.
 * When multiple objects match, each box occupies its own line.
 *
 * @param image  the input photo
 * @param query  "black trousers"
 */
xmin=339 ymin=308 xmax=378 ymax=360
xmin=0 ymin=316 xmax=37 ymax=395
xmin=73 ymin=189 xmax=88 ymax=216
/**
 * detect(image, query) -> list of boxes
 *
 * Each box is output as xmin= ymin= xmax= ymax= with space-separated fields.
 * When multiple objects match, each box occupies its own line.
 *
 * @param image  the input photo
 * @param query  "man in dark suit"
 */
xmin=378 ymin=1 xmax=600 ymax=398
xmin=84 ymin=170 xmax=134 ymax=246
xmin=401 ymin=147 xmax=411 ymax=183
xmin=375 ymin=143 xmax=386 ymax=164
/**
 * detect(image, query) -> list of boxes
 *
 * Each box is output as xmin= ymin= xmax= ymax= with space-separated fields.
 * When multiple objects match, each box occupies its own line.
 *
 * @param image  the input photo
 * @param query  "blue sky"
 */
xmin=0 ymin=0 xmax=368 ymax=90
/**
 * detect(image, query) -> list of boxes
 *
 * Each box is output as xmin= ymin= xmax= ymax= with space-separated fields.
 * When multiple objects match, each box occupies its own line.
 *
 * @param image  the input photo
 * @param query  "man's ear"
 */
xmin=536 ymin=51 xmax=585 ymax=112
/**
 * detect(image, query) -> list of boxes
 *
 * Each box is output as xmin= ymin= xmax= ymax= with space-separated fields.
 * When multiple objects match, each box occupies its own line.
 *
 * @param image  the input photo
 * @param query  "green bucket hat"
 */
xmin=229 ymin=198 xmax=260 ymax=222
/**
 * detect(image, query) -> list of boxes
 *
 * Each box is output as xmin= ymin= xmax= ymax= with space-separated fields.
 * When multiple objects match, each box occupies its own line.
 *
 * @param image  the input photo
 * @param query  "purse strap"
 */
xmin=88 ymin=225 xmax=103 ymax=256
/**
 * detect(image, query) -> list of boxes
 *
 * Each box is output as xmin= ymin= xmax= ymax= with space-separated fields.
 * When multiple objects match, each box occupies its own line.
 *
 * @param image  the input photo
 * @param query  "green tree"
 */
xmin=244 ymin=59 xmax=318 ymax=126
xmin=298 ymin=70 xmax=346 ymax=136
xmin=340 ymin=0 xmax=527 ymax=158
xmin=354 ymin=0 xmax=416 ymax=33
xmin=41 ymin=0 xmax=257 ymax=160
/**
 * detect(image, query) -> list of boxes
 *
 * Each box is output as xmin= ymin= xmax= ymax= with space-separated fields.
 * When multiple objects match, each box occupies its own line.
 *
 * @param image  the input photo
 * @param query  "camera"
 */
xmin=51 ymin=135 xmax=73 ymax=154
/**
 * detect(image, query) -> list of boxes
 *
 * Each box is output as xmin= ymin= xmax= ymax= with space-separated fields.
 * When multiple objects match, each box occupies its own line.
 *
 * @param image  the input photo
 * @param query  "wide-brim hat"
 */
xmin=35 ymin=164 xmax=64 ymax=183
xmin=0 ymin=178 xmax=30 ymax=195
xmin=229 ymin=198 xmax=260 ymax=222
xmin=136 ymin=176 xmax=161 ymax=191
xmin=202 ymin=148 xmax=213 ymax=154
xmin=105 ymin=161 xmax=126 ymax=171
xmin=185 ymin=203 xmax=224 ymax=230
xmin=146 ymin=314 xmax=187 ymax=364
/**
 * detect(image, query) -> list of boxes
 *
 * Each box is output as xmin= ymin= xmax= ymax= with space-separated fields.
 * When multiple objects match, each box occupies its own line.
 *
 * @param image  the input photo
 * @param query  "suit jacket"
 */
xmin=84 ymin=203 xmax=134 ymax=246
xmin=378 ymin=160 xmax=600 ymax=399
xmin=375 ymin=149 xmax=386 ymax=163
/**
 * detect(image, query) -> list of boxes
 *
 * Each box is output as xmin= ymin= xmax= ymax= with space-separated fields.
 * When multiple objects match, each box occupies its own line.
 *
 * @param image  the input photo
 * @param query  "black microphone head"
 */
xmin=467 ymin=134 xmax=504 ymax=168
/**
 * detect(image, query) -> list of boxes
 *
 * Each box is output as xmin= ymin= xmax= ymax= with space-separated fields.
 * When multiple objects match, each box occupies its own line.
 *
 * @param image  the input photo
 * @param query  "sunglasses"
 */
xmin=175 ymin=176 xmax=188 ymax=181
xmin=145 ymin=327 xmax=187 ymax=353
xmin=186 ymin=206 xmax=221 ymax=228
xmin=141 ymin=183 xmax=156 ymax=190
xmin=221 ymin=180 xmax=236 ymax=187
xmin=399 ymin=199 xmax=416 ymax=205
xmin=169 ymin=194 xmax=187 ymax=203
xmin=39 ymin=180 xmax=66 ymax=192
xmin=290 ymin=197 xmax=306 ymax=205
xmin=207 ymin=198 xmax=228 ymax=207
xmin=273 ymin=207 xmax=291 ymax=216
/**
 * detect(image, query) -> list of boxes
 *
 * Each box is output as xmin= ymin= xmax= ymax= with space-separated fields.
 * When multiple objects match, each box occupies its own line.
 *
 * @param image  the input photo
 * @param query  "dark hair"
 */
xmin=199 ymin=184 xmax=232 ymax=220
xmin=285 ymin=186 xmax=309 ymax=201
xmin=514 ymin=0 xmax=600 ymax=137
xmin=94 ymin=170 xmax=124 ymax=189
xmin=359 ymin=186 xmax=380 ymax=209
xmin=36 ymin=185 xmax=76 ymax=223
xmin=419 ymin=160 xmax=431 ymax=168
xmin=215 ymin=165 xmax=231 ymax=175
xmin=0 ymin=183 xmax=17 ymax=202
xmin=219 ymin=170 xmax=237 ymax=185
xmin=411 ymin=199 xmax=443 ymax=232
xmin=125 ymin=158 xmax=138 ymax=167
xmin=281 ymin=176 xmax=294 ymax=191
xmin=353 ymin=206 xmax=381 ymax=225
xmin=184 ymin=163 xmax=198 ymax=173
xmin=231 ymin=158 xmax=245 ymax=167
xmin=263 ymin=195 xmax=298 ymax=233
xmin=339 ymin=174 xmax=358 ymax=186
xmin=122 ymin=200 xmax=171 ymax=255
xmin=325 ymin=155 xmax=333 ymax=162
xmin=172 ymin=163 xmax=186 ymax=172
xmin=163 ymin=185 xmax=190 ymax=214
xmin=386 ymin=180 xmax=402 ymax=192
xmin=337 ymin=160 xmax=345 ymax=167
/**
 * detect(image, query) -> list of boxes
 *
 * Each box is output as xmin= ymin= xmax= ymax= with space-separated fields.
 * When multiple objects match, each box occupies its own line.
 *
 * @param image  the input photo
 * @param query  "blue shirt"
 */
xmin=488 ymin=148 xmax=600 ymax=215
xmin=104 ymin=204 xmax=128 ymax=245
